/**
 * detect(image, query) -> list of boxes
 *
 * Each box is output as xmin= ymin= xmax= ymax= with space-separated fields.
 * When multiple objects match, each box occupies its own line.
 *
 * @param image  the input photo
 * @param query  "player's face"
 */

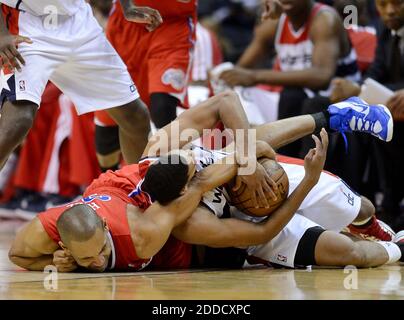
xmin=376 ymin=0 xmax=404 ymax=30
xmin=279 ymin=0 xmax=311 ymax=16
xmin=69 ymin=227 xmax=112 ymax=272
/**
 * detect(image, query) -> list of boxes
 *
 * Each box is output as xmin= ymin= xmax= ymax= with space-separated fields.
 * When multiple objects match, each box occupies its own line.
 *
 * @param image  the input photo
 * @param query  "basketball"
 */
xmin=227 ymin=158 xmax=289 ymax=217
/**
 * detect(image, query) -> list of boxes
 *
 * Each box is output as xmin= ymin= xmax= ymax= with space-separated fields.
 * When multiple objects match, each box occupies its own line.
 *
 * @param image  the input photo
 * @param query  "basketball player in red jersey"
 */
xmin=9 ymin=91 xmax=404 ymax=272
xmin=94 ymin=0 xmax=198 ymax=172
xmin=8 ymin=90 xmax=280 ymax=272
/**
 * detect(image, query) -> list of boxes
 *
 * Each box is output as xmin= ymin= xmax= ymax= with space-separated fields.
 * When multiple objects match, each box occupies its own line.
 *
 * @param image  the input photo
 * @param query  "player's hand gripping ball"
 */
xmin=227 ymin=158 xmax=289 ymax=217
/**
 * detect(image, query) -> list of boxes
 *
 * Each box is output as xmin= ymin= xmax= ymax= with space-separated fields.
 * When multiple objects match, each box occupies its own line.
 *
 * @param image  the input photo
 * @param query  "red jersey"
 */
xmin=37 ymin=160 xmax=192 ymax=271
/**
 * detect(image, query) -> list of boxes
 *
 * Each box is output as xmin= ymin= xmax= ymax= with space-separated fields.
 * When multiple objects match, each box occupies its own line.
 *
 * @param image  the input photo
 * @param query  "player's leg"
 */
xmin=0 ymin=100 xmax=37 ymax=169
xmin=147 ymin=19 xmax=195 ymax=129
xmin=50 ymin=5 xmax=151 ymax=164
xmin=0 ymin=6 xmax=59 ymax=169
xmin=94 ymin=113 xmax=121 ymax=172
xmin=314 ymin=231 xmax=401 ymax=267
xmin=279 ymin=157 xmax=395 ymax=240
xmin=255 ymin=96 xmax=394 ymax=150
xmin=105 ymin=99 xmax=151 ymax=164
xmin=150 ymin=93 xmax=180 ymax=129
xmin=246 ymin=214 xmax=402 ymax=269
xmin=348 ymin=196 xmax=395 ymax=241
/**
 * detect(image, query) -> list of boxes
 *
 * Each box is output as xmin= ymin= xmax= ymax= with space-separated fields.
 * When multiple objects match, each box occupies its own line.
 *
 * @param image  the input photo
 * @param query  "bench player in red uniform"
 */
xmin=94 ymin=0 xmax=198 ymax=172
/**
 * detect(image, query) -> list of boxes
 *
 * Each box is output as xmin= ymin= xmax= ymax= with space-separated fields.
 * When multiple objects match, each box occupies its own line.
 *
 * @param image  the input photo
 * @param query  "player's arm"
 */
xmin=142 ymin=90 xmax=251 ymax=158
xmin=173 ymin=130 xmax=328 ymax=247
xmin=119 ymin=0 xmax=163 ymax=32
xmin=8 ymin=218 xmax=59 ymax=271
xmin=129 ymin=154 xmax=239 ymax=259
xmin=237 ymin=18 xmax=278 ymax=68
xmin=220 ymin=10 xmax=340 ymax=90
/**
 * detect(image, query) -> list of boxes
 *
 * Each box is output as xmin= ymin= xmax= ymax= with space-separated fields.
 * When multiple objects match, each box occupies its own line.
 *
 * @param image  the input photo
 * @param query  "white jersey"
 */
xmin=190 ymin=145 xmax=232 ymax=218
xmin=1 ymin=0 xmax=85 ymax=16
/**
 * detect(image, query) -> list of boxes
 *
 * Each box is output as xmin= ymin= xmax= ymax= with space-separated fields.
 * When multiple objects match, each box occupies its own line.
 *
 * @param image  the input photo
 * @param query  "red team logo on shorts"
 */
xmin=19 ymin=80 xmax=26 ymax=91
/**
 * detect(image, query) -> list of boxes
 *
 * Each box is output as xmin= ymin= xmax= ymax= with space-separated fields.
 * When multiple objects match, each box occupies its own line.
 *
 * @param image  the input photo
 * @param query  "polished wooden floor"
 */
xmin=1 ymin=219 xmax=404 ymax=300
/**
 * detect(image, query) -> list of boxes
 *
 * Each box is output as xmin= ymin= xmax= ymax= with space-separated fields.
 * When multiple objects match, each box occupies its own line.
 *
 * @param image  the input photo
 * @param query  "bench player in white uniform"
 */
xmin=0 ymin=0 xmax=163 ymax=169
xmin=139 ymin=92 xmax=403 ymax=268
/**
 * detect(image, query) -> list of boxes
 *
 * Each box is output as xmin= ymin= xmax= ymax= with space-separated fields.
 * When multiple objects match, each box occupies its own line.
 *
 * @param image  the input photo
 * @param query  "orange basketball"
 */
xmin=227 ymin=158 xmax=289 ymax=217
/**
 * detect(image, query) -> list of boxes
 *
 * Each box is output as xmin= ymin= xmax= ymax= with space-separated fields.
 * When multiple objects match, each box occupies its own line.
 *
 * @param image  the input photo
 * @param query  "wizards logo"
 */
xmin=0 ymin=67 xmax=16 ymax=102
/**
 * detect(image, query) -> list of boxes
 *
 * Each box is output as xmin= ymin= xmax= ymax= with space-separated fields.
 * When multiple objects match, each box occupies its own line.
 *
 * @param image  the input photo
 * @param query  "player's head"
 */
xmin=141 ymin=150 xmax=197 ymax=205
xmin=279 ymin=0 xmax=313 ymax=16
xmin=375 ymin=0 xmax=404 ymax=30
xmin=56 ymin=204 xmax=111 ymax=272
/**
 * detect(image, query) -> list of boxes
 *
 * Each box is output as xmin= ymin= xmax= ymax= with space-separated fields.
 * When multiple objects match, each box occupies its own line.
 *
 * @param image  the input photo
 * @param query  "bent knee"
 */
xmin=355 ymin=196 xmax=375 ymax=221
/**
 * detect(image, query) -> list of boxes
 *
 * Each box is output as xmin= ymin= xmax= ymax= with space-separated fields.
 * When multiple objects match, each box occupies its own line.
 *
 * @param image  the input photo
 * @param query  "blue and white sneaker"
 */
xmin=328 ymin=97 xmax=393 ymax=142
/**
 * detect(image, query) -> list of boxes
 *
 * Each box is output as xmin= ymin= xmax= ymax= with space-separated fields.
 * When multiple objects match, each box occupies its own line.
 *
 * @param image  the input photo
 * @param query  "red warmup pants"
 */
xmin=95 ymin=1 xmax=196 ymax=126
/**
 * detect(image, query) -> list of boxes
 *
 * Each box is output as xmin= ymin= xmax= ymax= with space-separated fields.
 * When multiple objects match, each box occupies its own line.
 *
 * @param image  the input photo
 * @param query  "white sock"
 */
xmin=377 ymin=241 xmax=402 ymax=264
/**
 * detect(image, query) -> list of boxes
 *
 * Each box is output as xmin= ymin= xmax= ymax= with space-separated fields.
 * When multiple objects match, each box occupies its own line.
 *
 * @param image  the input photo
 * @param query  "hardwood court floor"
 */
xmin=1 ymin=219 xmax=404 ymax=300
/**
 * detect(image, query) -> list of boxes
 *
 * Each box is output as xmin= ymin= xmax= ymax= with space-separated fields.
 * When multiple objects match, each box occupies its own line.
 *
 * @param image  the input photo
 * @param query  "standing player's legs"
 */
xmin=50 ymin=4 xmax=151 ymax=165
xmin=0 ymin=100 xmax=37 ymax=169
xmin=0 ymin=5 xmax=64 ymax=170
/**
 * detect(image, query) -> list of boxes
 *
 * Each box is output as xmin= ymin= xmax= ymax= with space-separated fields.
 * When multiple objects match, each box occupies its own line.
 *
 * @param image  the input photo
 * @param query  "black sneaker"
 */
xmin=16 ymin=193 xmax=49 ymax=221
xmin=0 ymin=190 xmax=31 ymax=220
xmin=16 ymin=193 xmax=76 ymax=220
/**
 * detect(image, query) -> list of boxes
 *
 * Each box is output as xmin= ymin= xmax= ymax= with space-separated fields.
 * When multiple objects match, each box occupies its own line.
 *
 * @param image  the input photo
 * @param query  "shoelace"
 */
xmin=338 ymin=110 xmax=377 ymax=153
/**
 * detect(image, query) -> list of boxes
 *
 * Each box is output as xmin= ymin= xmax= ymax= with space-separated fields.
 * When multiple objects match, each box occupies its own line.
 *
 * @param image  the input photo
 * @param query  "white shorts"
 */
xmin=242 ymin=214 xmax=321 ymax=268
xmin=199 ymin=152 xmax=362 ymax=268
xmin=278 ymin=156 xmax=362 ymax=232
xmin=1 ymin=3 xmax=139 ymax=114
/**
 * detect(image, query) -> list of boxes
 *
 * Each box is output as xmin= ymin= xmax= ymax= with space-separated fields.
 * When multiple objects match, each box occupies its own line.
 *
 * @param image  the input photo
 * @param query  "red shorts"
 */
xmin=95 ymin=2 xmax=196 ymax=126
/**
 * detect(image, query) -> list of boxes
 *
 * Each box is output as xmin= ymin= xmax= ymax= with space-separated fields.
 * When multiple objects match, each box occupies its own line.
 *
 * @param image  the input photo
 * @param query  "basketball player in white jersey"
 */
xmin=141 ymin=95 xmax=403 ymax=269
xmin=0 ymin=0 xmax=163 ymax=170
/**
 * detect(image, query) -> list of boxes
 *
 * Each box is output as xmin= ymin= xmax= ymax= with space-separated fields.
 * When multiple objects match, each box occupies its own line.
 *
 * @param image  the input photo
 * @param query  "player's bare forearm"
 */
xmin=173 ymin=177 xmax=316 ymax=248
xmin=257 ymin=176 xmax=317 ymax=242
xmin=237 ymin=18 xmax=277 ymax=68
xmin=253 ymin=67 xmax=334 ymax=90
xmin=8 ymin=254 xmax=54 ymax=271
xmin=256 ymin=115 xmax=316 ymax=151
xmin=192 ymin=154 xmax=238 ymax=194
